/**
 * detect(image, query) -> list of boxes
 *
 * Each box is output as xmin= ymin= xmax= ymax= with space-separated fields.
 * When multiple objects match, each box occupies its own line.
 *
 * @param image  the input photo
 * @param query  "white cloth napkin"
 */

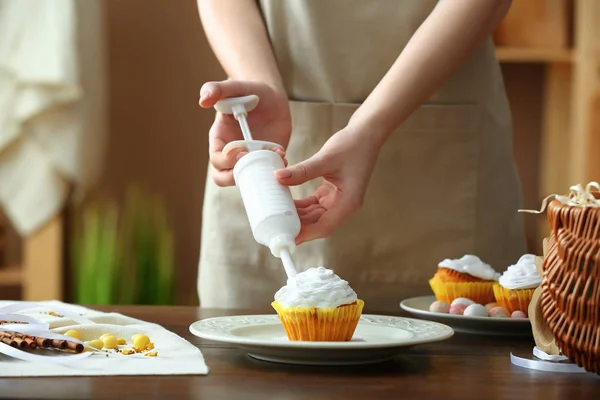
xmin=0 ymin=301 xmax=209 ymax=376
xmin=0 ymin=0 xmax=107 ymax=236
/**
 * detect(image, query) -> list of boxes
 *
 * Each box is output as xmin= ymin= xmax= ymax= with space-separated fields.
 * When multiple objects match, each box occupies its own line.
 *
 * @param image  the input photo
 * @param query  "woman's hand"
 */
xmin=199 ymin=80 xmax=291 ymax=186
xmin=275 ymin=125 xmax=382 ymax=244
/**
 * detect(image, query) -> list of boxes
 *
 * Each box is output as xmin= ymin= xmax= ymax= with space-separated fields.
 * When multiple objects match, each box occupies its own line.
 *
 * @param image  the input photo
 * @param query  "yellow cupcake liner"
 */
xmin=429 ymin=276 xmax=496 ymax=305
xmin=493 ymin=284 xmax=535 ymax=316
xmin=271 ymin=299 xmax=364 ymax=341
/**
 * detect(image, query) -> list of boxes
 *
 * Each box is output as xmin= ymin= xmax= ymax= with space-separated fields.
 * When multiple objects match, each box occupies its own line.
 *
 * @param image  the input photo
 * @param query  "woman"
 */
xmin=196 ymin=0 xmax=526 ymax=311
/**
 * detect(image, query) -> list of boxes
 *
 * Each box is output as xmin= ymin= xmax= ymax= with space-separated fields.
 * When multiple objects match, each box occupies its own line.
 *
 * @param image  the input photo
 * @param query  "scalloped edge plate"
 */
xmin=189 ymin=314 xmax=453 ymax=365
xmin=400 ymin=295 xmax=533 ymax=336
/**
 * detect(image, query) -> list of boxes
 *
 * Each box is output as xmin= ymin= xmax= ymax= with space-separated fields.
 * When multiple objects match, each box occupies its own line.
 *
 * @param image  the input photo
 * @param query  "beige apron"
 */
xmin=198 ymin=0 xmax=527 ymax=312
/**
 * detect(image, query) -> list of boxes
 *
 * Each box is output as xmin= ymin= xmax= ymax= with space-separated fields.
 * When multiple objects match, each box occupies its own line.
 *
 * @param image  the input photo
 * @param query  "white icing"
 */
xmin=438 ymin=255 xmax=500 ymax=281
xmin=274 ymin=266 xmax=358 ymax=308
xmin=499 ymin=254 xmax=541 ymax=290
xmin=520 ymin=182 xmax=600 ymax=214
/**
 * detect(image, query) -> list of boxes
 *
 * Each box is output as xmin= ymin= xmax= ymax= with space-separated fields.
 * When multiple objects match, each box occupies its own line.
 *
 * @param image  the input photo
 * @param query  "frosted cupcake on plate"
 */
xmin=271 ymin=266 xmax=364 ymax=342
xmin=493 ymin=254 xmax=541 ymax=316
xmin=429 ymin=255 xmax=500 ymax=305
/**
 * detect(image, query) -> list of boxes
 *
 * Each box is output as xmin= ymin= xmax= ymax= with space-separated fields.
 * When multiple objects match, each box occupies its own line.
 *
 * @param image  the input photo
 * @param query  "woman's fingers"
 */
xmin=294 ymin=194 xmax=360 ymax=245
xmin=199 ymin=80 xmax=265 ymax=108
xmin=210 ymin=167 xmax=235 ymax=187
xmin=297 ymin=203 xmax=323 ymax=216
xmin=294 ymin=196 xmax=319 ymax=209
xmin=208 ymin=121 xmax=245 ymax=169
xmin=296 ymin=211 xmax=340 ymax=244
xmin=208 ymin=151 xmax=232 ymax=171
xmin=209 ymin=147 xmax=282 ymax=186
xmin=275 ymin=154 xmax=325 ymax=187
xmin=209 ymin=147 xmax=247 ymax=170
xmin=298 ymin=208 xmax=326 ymax=224
xmin=272 ymin=147 xmax=288 ymax=166
xmin=210 ymin=143 xmax=285 ymax=179
xmin=200 ymin=81 xmax=247 ymax=107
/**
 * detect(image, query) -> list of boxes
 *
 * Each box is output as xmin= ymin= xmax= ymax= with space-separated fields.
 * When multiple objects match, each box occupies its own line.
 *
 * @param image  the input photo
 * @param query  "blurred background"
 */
xmin=0 ymin=0 xmax=598 ymax=305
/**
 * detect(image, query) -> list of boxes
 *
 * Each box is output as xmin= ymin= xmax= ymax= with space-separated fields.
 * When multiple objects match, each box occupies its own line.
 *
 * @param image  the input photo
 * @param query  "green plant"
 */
xmin=71 ymin=186 xmax=175 ymax=305
xmin=72 ymin=200 xmax=119 ymax=305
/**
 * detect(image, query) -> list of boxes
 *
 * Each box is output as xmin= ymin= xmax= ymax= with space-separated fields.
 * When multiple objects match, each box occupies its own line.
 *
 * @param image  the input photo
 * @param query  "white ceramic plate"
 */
xmin=189 ymin=314 xmax=454 ymax=365
xmin=400 ymin=295 xmax=532 ymax=336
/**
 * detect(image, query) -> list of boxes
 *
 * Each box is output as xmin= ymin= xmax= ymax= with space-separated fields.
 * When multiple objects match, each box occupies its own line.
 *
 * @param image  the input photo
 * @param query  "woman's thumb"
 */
xmin=199 ymin=80 xmax=258 ymax=108
xmin=275 ymin=157 xmax=323 ymax=186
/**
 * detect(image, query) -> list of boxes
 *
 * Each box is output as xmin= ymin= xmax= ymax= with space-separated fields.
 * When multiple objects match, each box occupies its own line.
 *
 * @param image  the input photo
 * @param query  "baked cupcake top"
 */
xmin=274 ymin=266 xmax=357 ymax=308
xmin=498 ymin=254 xmax=541 ymax=290
xmin=439 ymin=254 xmax=500 ymax=281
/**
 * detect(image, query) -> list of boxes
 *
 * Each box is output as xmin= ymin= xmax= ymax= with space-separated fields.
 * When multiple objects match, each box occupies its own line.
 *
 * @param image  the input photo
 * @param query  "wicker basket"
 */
xmin=540 ymin=193 xmax=600 ymax=374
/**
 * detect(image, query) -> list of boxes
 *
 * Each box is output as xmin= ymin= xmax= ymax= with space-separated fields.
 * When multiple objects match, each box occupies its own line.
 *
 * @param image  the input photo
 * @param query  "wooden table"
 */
xmin=1 ymin=306 xmax=599 ymax=399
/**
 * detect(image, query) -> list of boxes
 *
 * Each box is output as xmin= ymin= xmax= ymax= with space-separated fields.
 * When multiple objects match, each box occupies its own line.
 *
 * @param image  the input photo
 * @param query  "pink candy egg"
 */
xmin=449 ymin=303 xmax=469 ymax=315
xmin=488 ymin=306 xmax=510 ymax=318
xmin=429 ymin=300 xmax=450 ymax=313
xmin=484 ymin=302 xmax=499 ymax=311
xmin=511 ymin=310 xmax=527 ymax=319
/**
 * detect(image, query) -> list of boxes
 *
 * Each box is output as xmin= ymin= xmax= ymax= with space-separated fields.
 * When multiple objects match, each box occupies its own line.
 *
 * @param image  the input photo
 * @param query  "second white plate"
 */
xmin=190 ymin=314 xmax=454 ymax=365
xmin=400 ymin=295 xmax=533 ymax=336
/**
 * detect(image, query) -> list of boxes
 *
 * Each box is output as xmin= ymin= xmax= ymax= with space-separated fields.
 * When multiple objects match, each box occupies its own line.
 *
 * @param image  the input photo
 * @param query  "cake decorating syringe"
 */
xmin=214 ymin=95 xmax=300 ymax=279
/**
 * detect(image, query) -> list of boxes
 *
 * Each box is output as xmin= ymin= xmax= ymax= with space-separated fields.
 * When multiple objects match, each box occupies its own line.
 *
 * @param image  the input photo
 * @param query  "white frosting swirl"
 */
xmin=438 ymin=254 xmax=500 ymax=281
xmin=519 ymin=182 xmax=600 ymax=214
xmin=274 ymin=267 xmax=358 ymax=308
xmin=499 ymin=254 xmax=541 ymax=290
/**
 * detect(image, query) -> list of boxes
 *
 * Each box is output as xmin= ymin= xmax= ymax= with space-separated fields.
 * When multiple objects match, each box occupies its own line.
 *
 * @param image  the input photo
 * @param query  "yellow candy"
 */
xmin=131 ymin=334 xmax=150 ymax=350
xmin=144 ymin=351 xmax=158 ymax=357
xmin=63 ymin=330 xmax=80 ymax=340
xmin=99 ymin=333 xmax=115 ymax=341
xmin=102 ymin=335 xmax=118 ymax=349
xmin=117 ymin=338 xmax=126 ymax=345
xmin=120 ymin=349 xmax=134 ymax=355
xmin=84 ymin=340 xmax=104 ymax=351
xmin=146 ymin=342 xmax=155 ymax=350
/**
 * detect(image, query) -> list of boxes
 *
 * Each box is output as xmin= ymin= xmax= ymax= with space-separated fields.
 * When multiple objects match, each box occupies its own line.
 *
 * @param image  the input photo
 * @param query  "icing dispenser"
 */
xmin=215 ymin=95 xmax=300 ymax=278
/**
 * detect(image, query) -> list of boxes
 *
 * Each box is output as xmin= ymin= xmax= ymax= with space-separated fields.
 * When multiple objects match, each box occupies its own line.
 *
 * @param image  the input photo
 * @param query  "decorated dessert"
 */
xmin=429 ymin=255 xmax=500 ymax=305
xmin=521 ymin=182 xmax=600 ymax=374
xmin=493 ymin=254 xmax=541 ymax=316
xmin=272 ymin=266 xmax=364 ymax=341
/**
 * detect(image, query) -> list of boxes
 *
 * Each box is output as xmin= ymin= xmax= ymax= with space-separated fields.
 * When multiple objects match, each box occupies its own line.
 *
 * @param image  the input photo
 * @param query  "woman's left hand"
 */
xmin=275 ymin=125 xmax=382 ymax=245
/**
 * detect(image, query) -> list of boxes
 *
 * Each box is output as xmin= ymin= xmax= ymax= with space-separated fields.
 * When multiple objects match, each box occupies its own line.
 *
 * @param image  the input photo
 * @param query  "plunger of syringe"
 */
xmin=215 ymin=95 xmax=261 ymax=152
xmin=232 ymin=104 xmax=254 ymax=142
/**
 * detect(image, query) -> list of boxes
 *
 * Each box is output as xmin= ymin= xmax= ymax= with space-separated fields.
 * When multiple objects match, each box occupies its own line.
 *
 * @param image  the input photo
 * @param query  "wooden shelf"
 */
xmin=0 ymin=265 xmax=22 ymax=286
xmin=0 ymin=215 xmax=63 ymax=300
xmin=496 ymin=47 xmax=574 ymax=63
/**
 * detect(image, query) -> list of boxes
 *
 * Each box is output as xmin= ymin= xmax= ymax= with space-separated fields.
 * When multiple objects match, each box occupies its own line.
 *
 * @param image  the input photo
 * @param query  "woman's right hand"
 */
xmin=199 ymin=80 xmax=291 ymax=186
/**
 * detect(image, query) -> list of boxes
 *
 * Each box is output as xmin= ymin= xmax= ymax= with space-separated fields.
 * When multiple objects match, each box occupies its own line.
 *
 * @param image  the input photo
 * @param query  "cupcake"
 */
xmin=493 ymin=254 xmax=541 ymax=316
xmin=429 ymin=255 xmax=500 ymax=304
xmin=271 ymin=267 xmax=364 ymax=341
